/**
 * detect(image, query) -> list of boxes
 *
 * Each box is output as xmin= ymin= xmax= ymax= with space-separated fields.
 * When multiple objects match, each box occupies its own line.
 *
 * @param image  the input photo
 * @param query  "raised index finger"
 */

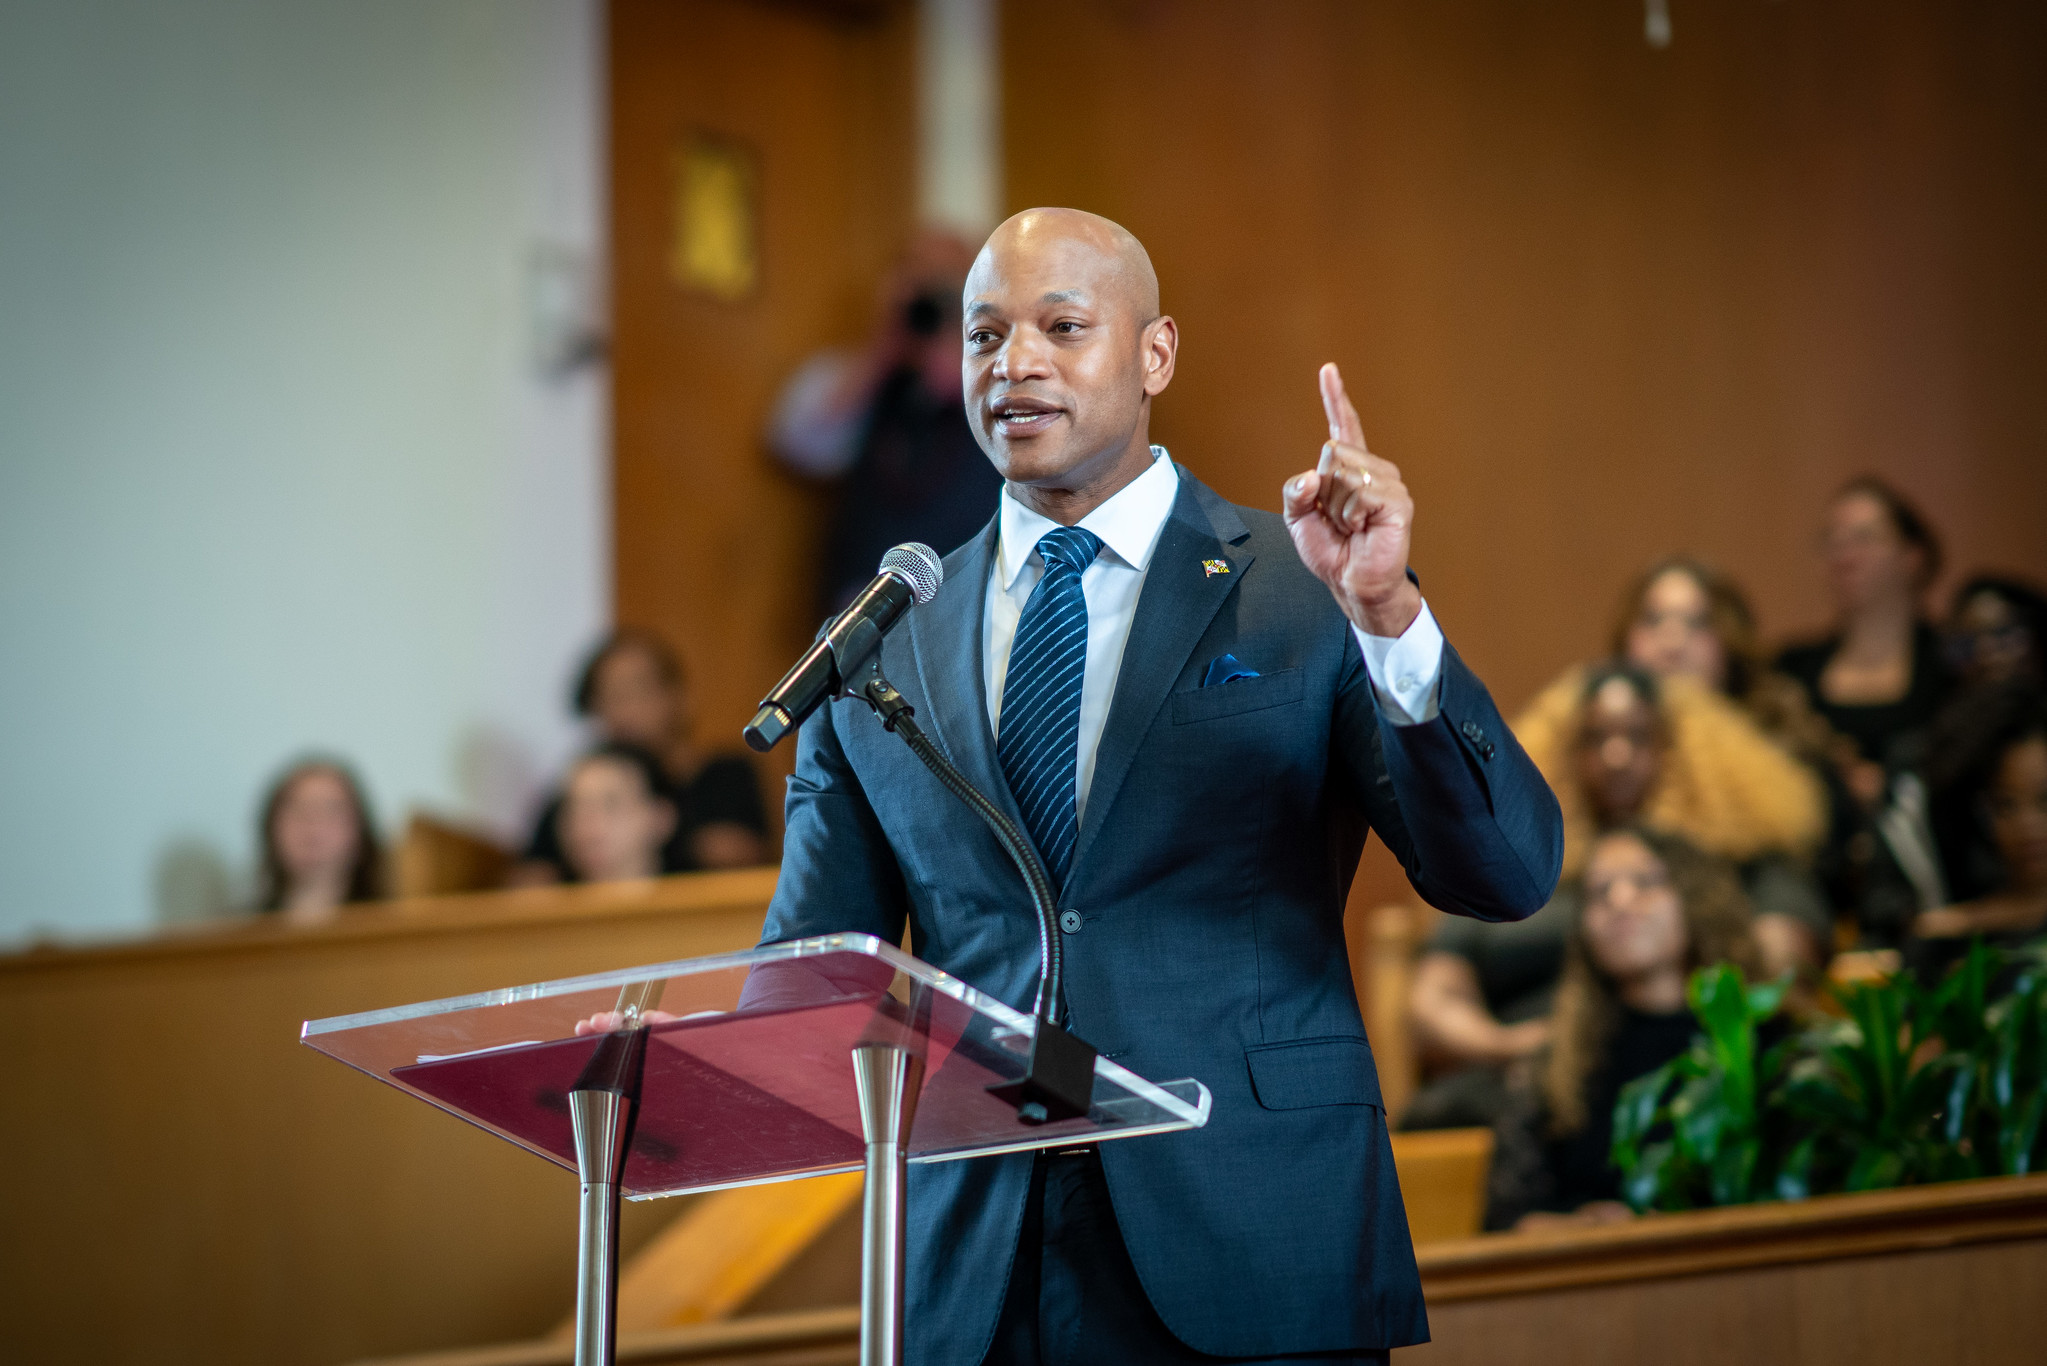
xmin=1318 ymin=362 xmax=1368 ymax=450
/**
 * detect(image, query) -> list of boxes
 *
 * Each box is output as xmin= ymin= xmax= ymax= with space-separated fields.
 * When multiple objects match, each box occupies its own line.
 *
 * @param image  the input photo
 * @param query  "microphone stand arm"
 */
xmin=841 ymin=655 xmax=1097 ymax=1125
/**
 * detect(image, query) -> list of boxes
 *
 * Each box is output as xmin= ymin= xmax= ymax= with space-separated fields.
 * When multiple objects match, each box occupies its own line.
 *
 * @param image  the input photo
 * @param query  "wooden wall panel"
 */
xmin=1000 ymin=1 xmax=2047 ymax=703
xmin=609 ymin=0 xmax=917 ymax=803
xmin=997 ymin=0 xmax=2047 ymax=912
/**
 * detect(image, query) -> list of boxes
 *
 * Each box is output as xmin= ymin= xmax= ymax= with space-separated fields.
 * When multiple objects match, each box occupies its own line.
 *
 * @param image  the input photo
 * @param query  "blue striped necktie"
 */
xmin=997 ymin=525 xmax=1104 ymax=888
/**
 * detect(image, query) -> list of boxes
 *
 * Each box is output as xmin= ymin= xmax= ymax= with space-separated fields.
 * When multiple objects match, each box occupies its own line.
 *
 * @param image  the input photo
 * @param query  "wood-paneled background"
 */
xmin=611 ymin=0 xmax=917 ymax=805
xmin=611 ymin=0 xmax=2047 ymax=913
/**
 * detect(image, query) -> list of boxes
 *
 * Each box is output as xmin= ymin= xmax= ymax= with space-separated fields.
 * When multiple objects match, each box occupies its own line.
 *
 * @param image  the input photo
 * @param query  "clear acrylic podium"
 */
xmin=301 ymin=934 xmax=1210 ymax=1366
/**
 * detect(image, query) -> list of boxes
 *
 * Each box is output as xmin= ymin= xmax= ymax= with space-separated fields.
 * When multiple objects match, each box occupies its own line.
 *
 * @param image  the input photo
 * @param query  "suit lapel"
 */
xmin=1069 ymin=474 xmax=1253 ymax=880
xmin=904 ymin=519 xmax=1026 ymax=829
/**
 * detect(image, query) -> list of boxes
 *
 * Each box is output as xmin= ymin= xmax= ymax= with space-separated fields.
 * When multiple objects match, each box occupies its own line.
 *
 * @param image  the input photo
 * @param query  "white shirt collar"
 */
xmin=996 ymin=446 xmax=1180 ymax=591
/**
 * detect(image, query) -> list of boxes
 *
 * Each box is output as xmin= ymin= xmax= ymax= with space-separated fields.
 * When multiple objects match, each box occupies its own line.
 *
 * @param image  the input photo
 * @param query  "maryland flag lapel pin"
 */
xmin=1202 ymin=559 xmax=1230 ymax=577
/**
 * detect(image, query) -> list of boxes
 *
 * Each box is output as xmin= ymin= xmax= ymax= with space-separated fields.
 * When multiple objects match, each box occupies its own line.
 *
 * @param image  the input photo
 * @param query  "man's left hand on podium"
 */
xmin=574 ymin=1008 xmax=679 ymax=1035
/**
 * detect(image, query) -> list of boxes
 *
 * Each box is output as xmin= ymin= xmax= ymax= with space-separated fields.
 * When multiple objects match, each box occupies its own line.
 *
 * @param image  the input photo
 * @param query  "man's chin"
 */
xmin=988 ymin=437 xmax=1082 ymax=486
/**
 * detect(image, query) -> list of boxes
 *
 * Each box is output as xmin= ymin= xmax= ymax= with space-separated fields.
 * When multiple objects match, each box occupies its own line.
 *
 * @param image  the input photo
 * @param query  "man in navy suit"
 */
xmin=762 ymin=209 xmax=1562 ymax=1364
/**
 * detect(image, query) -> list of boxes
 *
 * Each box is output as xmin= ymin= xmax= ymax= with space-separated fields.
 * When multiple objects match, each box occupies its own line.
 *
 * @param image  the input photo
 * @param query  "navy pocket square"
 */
xmin=1203 ymin=653 xmax=1260 ymax=687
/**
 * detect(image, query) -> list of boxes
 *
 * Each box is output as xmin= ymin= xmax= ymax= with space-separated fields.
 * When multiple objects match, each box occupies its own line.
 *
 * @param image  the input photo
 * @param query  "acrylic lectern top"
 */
xmin=301 ymin=935 xmax=1210 ymax=1201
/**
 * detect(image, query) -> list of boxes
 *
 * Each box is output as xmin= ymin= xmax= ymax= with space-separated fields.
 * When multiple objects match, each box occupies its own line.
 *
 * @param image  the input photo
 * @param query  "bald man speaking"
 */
xmin=761 ymin=210 xmax=1562 ymax=1365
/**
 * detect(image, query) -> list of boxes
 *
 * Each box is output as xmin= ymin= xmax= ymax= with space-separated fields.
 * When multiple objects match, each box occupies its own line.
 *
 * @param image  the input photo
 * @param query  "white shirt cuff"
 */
xmin=1352 ymin=600 xmax=1445 ymax=726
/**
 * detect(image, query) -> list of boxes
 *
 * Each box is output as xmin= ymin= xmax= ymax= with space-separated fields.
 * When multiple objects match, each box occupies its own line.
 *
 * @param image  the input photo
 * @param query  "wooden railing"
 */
xmin=354 ymin=1174 xmax=2047 ymax=1366
xmin=1413 ymin=1173 xmax=2047 ymax=1364
xmin=0 ymin=871 xmax=781 ymax=1366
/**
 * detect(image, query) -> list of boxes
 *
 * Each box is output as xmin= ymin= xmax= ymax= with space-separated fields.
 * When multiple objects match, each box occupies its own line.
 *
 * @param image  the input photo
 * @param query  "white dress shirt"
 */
xmin=983 ymin=447 xmax=1446 ymax=818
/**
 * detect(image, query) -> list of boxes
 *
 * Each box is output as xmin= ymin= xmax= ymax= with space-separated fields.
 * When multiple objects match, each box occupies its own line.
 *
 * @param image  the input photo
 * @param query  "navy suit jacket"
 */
xmin=760 ymin=469 xmax=1562 ymax=1360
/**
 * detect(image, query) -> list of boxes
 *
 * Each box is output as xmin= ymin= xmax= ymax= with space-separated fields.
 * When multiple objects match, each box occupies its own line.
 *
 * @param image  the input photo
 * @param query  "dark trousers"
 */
xmin=978 ymin=1148 xmax=1392 ymax=1366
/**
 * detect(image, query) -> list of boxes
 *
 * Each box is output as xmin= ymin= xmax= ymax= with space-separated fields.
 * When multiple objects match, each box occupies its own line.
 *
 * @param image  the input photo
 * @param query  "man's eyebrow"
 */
xmin=965 ymin=289 xmax=1089 ymax=318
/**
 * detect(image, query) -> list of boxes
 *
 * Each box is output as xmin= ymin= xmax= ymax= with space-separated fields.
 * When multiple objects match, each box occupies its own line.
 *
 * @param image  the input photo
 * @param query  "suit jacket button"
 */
xmin=1459 ymin=719 xmax=1496 ymax=761
xmin=1059 ymin=910 xmax=1083 ymax=934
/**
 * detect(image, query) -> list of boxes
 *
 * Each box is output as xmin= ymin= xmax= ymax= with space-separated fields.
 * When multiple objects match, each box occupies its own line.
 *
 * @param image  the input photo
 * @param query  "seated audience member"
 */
xmin=1485 ymin=829 xmax=1765 ymax=1231
xmin=1403 ymin=899 xmax=1566 ymax=1130
xmin=1404 ymin=664 xmax=1824 ymax=1130
xmin=257 ymin=758 xmax=383 ymax=924
xmin=1774 ymin=480 xmax=1964 ymax=943
xmin=1922 ymin=578 xmax=2047 ymax=899
xmin=515 ymin=630 xmax=767 ymax=885
xmin=1943 ymin=576 xmax=2047 ymax=693
xmin=768 ymin=227 xmax=1002 ymax=612
xmin=1613 ymin=555 xmax=1831 ymax=763
xmin=1776 ymin=476 xmax=1953 ymax=807
xmin=558 ymin=744 xmax=678 ymax=885
xmin=1909 ymin=694 xmax=2047 ymax=981
xmin=1522 ymin=663 xmax=1829 ymax=961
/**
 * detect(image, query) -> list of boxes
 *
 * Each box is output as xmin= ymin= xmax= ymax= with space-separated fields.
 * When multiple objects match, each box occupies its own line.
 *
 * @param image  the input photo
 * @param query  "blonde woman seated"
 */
xmin=1403 ymin=662 xmax=1825 ymax=1129
xmin=1484 ymin=828 xmax=1769 ymax=1231
xmin=1612 ymin=555 xmax=1832 ymax=764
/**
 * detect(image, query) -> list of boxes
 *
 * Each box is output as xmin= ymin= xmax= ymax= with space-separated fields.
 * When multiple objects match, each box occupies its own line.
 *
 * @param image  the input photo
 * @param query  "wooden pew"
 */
xmin=394 ymin=811 xmax=514 ymax=898
xmin=1391 ymin=1128 xmax=1495 ymax=1245
xmin=0 ymin=870 xmax=778 ymax=1366
xmin=1364 ymin=903 xmax=1422 ymax=1122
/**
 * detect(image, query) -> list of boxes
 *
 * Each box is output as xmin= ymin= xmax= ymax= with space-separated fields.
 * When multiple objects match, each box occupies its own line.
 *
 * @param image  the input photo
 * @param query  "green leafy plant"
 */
xmin=1929 ymin=940 xmax=2047 ymax=1177
xmin=1612 ymin=939 xmax=2047 ymax=1213
xmin=1776 ymin=972 xmax=1971 ymax=1194
xmin=1610 ymin=964 xmax=1790 ymax=1211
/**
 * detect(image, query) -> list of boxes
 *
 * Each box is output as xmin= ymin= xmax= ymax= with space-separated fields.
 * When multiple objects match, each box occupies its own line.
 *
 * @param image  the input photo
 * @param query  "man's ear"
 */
xmin=1142 ymin=315 xmax=1178 ymax=396
xmin=650 ymin=797 xmax=679 ymax=844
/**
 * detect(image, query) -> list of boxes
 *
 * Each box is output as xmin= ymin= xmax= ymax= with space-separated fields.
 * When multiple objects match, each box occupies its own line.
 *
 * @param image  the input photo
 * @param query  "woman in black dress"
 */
xmin=1776 ymin=476 xmax=1952 ymax=800
xmin=1777 ymin=477 xmax=1955 ymax=941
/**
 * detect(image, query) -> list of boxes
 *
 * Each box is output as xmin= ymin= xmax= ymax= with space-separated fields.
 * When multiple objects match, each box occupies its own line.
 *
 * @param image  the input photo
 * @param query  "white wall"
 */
xmin=0 ymin=0 xmax=610 ymax=942
xmin=917 ymin=0 xmax=1001 ymax=237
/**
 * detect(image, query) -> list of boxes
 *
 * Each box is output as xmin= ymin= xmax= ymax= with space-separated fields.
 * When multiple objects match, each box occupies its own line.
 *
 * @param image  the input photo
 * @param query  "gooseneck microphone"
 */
xmin=743 ymin=543 xmax=944 ymax=753
xmin=739 ymin=538 xmax=1095 ymax=1124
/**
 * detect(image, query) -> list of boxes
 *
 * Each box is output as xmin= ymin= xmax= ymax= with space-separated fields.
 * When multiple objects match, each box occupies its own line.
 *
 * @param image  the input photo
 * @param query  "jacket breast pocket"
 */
xmin=1170 ymin=667 xmax=1305 ymax=725
xmin=1245 ymin=1035 xmax=1383 ymax=1110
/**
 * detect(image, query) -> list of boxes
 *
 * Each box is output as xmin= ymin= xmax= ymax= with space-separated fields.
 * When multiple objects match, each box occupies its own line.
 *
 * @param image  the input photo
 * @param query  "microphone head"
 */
xmin=878 ymin=543 xmax=943 ymax=605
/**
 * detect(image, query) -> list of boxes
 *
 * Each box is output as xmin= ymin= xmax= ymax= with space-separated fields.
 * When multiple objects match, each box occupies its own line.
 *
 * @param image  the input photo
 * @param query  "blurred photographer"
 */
xmin=767 ymin=227 xmax=1001 ymax=611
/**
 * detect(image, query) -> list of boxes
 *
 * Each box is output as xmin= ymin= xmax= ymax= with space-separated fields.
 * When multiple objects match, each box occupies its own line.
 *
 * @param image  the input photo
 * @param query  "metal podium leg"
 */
xmin=569 ymin=1088 xmax=632 ymax=1366
xmin=852 ymin=1043 xmax=925 ymax=1366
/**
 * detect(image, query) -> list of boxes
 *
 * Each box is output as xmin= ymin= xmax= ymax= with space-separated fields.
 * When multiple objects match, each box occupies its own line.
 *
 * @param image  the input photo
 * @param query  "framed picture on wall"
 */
xmin=670 ymin=132 xmax=759 ymax=302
